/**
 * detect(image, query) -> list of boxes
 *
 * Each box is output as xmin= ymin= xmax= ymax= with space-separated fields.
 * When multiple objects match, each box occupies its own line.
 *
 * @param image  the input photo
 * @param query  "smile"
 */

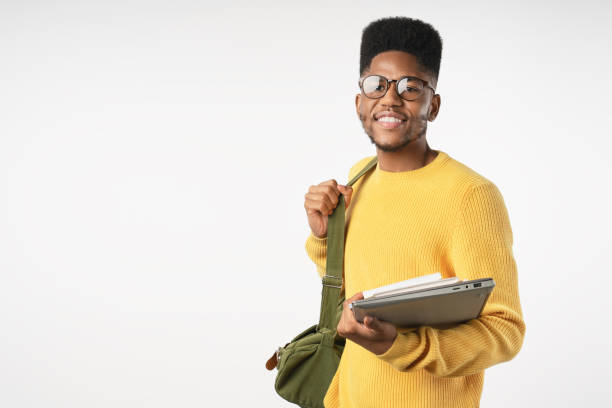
xmin=375 ymin=117 xmax=406 ymax=129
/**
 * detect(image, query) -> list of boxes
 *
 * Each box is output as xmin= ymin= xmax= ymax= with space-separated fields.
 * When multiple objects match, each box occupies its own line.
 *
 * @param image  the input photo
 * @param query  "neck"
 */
xmin=376 ymin=138 xmax=437 ymax=172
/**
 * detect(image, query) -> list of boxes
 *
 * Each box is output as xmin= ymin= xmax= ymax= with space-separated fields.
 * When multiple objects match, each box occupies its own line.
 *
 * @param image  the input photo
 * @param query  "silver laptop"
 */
xmin=350 ymin=278 xmax=495 ymax=329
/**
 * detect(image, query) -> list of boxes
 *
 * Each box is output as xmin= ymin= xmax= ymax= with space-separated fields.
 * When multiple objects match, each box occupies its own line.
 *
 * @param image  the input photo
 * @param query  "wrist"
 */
xmin=311 ymin=232 xmax=327 ymax=240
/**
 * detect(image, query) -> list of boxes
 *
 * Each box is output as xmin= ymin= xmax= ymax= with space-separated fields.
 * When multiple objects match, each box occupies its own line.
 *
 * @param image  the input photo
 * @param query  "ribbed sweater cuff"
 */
xmin=305 ymin=232 xmax=327 ymax=257
xmin=305 ymin=232 xmax=328 ymax=277
xmin=307 ymin=232 xmax=327 ymax=243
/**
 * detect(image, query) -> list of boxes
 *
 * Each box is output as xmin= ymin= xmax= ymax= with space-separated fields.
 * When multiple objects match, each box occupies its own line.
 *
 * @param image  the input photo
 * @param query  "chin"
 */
xmin=370 ymin=134 xmax=414 ymax=152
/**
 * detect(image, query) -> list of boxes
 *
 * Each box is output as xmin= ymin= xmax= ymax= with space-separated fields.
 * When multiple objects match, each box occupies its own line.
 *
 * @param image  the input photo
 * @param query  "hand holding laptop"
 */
xmin=337 ymin=291 xmax=398 ymax=356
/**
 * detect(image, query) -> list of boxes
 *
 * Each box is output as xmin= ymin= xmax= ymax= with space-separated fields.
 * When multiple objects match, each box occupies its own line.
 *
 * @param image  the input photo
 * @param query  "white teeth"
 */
xmin=377 ymin=116 xmax=403 ymax=123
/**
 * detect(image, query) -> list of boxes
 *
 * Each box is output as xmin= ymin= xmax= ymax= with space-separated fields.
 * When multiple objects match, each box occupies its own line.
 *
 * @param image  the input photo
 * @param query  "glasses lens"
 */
xmin=361 ymin=75 xmax=387 ymax=98
xmin=397 ymin=77 xmax=424 ymax=101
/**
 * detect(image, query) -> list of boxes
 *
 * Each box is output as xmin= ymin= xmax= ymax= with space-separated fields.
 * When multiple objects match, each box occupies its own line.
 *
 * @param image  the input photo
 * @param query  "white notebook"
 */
xmin=362 ymin=273 xmax=462 ymax=299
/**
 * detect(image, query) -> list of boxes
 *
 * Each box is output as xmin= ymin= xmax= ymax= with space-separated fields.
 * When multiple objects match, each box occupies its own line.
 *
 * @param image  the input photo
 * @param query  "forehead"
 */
xmin=367 ymin=50 xmax=430 ymax=80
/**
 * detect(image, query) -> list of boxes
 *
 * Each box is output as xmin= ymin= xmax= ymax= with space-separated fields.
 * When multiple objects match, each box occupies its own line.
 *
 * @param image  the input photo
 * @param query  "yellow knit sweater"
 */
xmin=305 ymin=150 xmax=525 ymax=408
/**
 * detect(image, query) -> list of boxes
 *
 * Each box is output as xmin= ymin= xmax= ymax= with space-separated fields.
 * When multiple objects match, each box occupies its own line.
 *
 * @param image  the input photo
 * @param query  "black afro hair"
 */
xmin=359 ymin=17 xmax=443 ymax=82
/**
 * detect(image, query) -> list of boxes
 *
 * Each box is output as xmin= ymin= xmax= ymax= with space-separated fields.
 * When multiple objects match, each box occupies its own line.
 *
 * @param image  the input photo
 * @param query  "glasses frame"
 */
xmin=358 ymin=74 xmax=436 ymax=101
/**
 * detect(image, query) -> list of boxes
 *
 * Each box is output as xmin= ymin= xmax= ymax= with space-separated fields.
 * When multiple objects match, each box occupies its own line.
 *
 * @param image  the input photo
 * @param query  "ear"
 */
xmin=355 ymin=93 xmax=361 ymax=117
xmin=427 ymin=94 xmax=441 ymax=122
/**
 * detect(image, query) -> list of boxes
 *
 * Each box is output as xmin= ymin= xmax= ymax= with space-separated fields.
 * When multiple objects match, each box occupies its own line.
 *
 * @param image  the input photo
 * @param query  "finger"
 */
xmin=365 ymin=317 xmax=397 ymax=341
xmin=306 ymin=189 xmax=338 ymax=211
xmin=304 ymin=194 xmax=333 ymax=215
xmin=341 ymin=293 xmax=364 ymax=323
xmin=304 ymin=197 xmax=328 ymax=215
xmin=342 ymin=316 xmax=380 ymax=340
xmin=340 ymin=297 xmax=360 ymax=327
xmin=337 ymin=305 xmax=363 ymax=338
xmin=364 ymin=316 xmax=383 ymax=332
xmin=309 ymin=186 xmax=340 ymax=210
xmin=318 ymin=179 xmax=341 ymax=196
xmin=346 ymin=291 xmax=364 ymax=302
xmin=339 ymin=185 xmax=353 ymax=208
xmin=338 ymin=306 xmax=390 ymax=341
xmin=310 ymin=181 xmax=341 ymax=198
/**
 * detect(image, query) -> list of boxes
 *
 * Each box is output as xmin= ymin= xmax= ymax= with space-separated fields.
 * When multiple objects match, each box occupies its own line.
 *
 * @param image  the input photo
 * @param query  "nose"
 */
xmin=380 ymin=80 xmax=403 ymax=106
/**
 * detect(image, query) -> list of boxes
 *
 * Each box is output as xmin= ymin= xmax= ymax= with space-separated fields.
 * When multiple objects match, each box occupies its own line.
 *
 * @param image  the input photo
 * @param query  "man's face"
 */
xmin=356 ymin=50 xmax=441 ymax=152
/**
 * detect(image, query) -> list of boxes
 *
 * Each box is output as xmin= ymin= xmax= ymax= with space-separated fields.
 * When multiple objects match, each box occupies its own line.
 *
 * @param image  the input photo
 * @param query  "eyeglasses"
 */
xmin=358 ymin=74 xmax=436 ymax=101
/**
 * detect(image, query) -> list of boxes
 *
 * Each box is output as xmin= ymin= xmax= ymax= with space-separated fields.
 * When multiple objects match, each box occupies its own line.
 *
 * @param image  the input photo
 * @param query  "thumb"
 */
xmin=364 ymin=316 xmax=382 ymax=332
xmin=339 ymin=185 xmax=353 ymax=208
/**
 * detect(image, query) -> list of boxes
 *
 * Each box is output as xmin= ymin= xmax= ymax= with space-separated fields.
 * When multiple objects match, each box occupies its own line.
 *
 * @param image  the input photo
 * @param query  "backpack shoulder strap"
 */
xmin=318 ymin=155 xmax=378 ymax=331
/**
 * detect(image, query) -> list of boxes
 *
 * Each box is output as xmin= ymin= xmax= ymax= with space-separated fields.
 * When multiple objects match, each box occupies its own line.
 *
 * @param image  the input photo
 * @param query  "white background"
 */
xmin=1 ymin=0 xmax=611 ymax=406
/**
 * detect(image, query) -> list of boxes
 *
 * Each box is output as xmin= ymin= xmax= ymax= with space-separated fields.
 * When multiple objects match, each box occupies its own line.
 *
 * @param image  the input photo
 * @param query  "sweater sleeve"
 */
xmin=305 ymin=233 xmax=328 ymax=278
xmin=375 ymin=182 xmax=526 ymax=378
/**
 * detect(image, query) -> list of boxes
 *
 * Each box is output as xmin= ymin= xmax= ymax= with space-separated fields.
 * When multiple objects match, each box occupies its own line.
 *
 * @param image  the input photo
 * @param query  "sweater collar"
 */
xmin=371 ymin=150 xmax=449 ymax=182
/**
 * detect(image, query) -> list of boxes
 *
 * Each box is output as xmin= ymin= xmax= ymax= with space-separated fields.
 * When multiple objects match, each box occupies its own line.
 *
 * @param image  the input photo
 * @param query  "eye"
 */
xmin=399 ymin=78 xmax=424 ymax=94
xmin=361 ymin=76 xmax=388 ymax=96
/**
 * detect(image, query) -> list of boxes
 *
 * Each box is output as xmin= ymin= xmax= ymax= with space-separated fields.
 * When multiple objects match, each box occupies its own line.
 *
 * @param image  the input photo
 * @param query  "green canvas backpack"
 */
xmin=266 ymin=156 xmax=378 ymax=408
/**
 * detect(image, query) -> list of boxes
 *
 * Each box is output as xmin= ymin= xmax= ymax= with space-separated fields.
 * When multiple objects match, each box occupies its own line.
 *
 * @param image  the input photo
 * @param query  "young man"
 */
xmin=303 ymin=17 xmax=525 ymax=407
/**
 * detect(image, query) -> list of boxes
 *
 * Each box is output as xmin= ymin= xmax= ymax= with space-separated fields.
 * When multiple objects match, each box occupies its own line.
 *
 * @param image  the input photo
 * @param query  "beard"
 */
xmin=359 ymin=113 xmax=428 ymax=152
